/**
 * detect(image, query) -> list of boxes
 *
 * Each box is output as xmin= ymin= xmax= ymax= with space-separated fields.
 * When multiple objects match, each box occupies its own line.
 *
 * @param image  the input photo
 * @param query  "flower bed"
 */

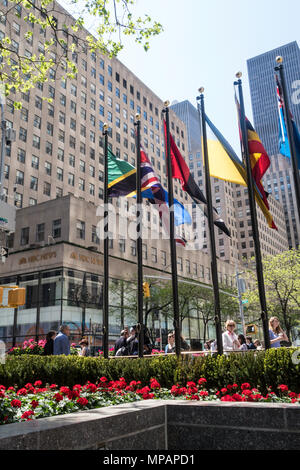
xmin=8 ymin=339 xmax=78 ymax=356
xmin=1 ymin=376 xmax=299 ymax=426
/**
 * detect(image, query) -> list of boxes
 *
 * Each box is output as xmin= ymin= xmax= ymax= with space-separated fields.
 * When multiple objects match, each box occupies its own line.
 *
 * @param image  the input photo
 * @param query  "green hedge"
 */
xmin=0 ymin=348 xmax=299 ymax=393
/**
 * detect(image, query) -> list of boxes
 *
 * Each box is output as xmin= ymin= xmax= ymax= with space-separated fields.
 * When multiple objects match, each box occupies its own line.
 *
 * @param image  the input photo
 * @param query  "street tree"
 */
xmin=243 ymin=249 xmax=300 ymax=341
xmin=0 ymin=0 xmax=163 ymax=102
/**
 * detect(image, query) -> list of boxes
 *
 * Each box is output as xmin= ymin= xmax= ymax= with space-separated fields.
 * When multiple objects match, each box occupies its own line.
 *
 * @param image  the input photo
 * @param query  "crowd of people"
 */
xmin=42 ymin=315 xmax=289 ymax=357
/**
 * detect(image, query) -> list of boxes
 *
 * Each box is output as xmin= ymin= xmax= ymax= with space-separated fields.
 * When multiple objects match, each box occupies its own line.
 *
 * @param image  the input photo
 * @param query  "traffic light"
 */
xmin=246 ymin=324 xmax=258 ymax=335
xmin=143 ymin=282 xmax=150 ymax=298
xmin=7 ymin=288 xmax=26 ymax=308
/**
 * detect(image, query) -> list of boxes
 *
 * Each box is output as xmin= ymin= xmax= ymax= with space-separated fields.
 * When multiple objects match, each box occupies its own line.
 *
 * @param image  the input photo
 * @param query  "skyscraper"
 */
xmin=247 ymin=42 xmax=300 ymax=248
xmin=247 ymin=41 xmax=300 ymax=157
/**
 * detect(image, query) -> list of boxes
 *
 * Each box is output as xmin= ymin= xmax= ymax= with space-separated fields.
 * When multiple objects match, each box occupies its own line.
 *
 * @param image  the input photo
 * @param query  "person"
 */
xmin=165 ymin=333 xmax=175 ymax=354
xmin=210 ymin=339 xmax=217 ymax=353
xmin=53 ymin=324 xmax=71 ymax=356
xmin=79 ymin=338 xmax=90 ymax=357
xmin=253 ymin=339 xmax=263 ymax=350
xmin=180 ymin=334 xmax=190 ymax=351
xmin=126 ymin=326 xmax=139 ymax=355
xmin=238 ymin=334 xmax=248 ymax=351
xmin=246 ymin=336 xmax=256 ymax=350
xmin=222 ymin=320 xmax=240 ymax=352
xmin=43 ymin=330 xmax=56 ymax=355
xmin=269 ymin=317 xmax=288 ymax=348
xmin=114 ymin=329 xmax=128 ymax=355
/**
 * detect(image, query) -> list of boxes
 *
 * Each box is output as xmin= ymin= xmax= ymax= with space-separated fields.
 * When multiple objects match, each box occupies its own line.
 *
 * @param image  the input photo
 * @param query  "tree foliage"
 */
xmin=0 ymin=0 xmax=163 ymax=102
xmin=244 ymin=250 xmax=300 ymax=341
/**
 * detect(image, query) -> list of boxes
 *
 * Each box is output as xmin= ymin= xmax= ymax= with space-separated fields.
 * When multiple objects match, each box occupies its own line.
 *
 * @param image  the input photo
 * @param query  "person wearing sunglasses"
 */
xmin=222 ymin=320 xmax=240 ymax=352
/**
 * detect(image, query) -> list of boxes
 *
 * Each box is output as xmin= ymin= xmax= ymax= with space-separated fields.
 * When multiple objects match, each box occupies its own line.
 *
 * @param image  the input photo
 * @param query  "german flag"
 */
xmin=246 ymin=118 xmax=270 ymax=208
xmin=235 ymin=94 xmax=270 ymax=208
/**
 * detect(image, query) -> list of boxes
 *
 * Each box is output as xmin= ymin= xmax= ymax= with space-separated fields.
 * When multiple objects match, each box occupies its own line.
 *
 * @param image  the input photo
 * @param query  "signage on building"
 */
xmin=70 ymin=251 xmax=103 ymax=266
xmin=0 ymin=201 xmax=16 ymax=232
xmin=18 ymin=252 xmax=57 ymax=265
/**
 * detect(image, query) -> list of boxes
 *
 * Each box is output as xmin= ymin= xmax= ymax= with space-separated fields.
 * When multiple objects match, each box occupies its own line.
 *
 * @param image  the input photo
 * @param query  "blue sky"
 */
xmin=64 ymin=0 xmax=300 ymax=154
xmin=113 ymin=0 xmax=300 ymax=154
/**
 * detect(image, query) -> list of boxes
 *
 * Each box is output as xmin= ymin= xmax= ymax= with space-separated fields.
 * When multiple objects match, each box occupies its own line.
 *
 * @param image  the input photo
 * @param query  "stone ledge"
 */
xmin=0 ymin=400 xmax=299 ymax=450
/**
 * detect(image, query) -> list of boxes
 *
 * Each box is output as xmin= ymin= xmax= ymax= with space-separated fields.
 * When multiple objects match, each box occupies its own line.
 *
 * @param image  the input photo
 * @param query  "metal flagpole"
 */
xmin=163 ymin=101 xmax=181 ymax=357
xmin=275 ymin=56 xmax=300 ymax=220
xmin=234 ymin=72 xmax=271 ymax=349
xmin=196 ymin=89 xmax=223 ymax=355
xmin=102 ymin=123 xmax=109 ymax=359
xmin=134 ymin=114 xmax=144 ymax=358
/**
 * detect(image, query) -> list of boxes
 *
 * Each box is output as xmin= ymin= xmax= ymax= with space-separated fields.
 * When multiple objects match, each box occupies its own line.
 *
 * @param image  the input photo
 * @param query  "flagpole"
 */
xmin=102 ymin=123 xmax=109 ymax=359
xmin=163 ymin=101 xmax=181 ymax=357
xmin=275 ymin=56 xmax=300 ymax=220
xmin=234 ymin=73 xmax=271 ymax=349
xmin=196 ymin=89 xmax=223 ymax=356
xmin=134 ymin=114 xmax=144 ymax=358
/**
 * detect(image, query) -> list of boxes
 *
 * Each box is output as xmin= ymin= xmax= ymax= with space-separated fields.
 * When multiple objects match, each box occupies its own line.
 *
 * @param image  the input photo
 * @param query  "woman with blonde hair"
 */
xmin=222 ymin=319 xmax=240 ymax=352
xmin=269 ymin=317 xmax=288 ymax=348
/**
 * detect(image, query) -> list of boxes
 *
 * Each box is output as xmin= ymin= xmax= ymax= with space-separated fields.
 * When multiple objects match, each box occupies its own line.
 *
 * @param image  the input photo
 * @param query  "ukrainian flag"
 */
xmin=205 ymin=114 xmax=277 ymax=230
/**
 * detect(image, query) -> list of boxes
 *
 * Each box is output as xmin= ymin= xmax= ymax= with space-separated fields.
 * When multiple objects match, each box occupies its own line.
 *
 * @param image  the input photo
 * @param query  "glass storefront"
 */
xmin=0 ymin=267 xmax=217 ymax=353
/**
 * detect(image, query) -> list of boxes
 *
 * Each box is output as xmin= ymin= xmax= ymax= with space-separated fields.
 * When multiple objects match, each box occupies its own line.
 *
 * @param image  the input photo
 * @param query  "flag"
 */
xmin=235 ymin=93 xmax=270 ymax=208
xmin=163 ymin=120 xmax=231 ymax=237
xmin=108 ymin=147 xmax=191 ymax=245
xmin=276 ymin=74 xmax=300 ymax=170
xmin=205 ymin=113 xmax=277 ymax=230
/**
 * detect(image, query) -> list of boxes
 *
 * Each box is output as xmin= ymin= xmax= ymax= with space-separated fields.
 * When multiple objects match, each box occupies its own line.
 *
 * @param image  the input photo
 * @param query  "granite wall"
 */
xmin=0 ymin=400 xmax=299 ymax=450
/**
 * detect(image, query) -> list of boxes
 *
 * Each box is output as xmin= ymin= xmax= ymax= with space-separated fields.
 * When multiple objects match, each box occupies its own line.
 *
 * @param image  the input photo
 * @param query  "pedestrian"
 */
xmin=210 ymin=339 xmax=217 ymax=353
xmin=246 ymin=336 xmax=256 ymax=350
xmin=172 ymin=332 xmax=190 ymax=351
xmin=126 ymin=326 xmax=139 ymax=355
xmin=238 ymin=334 xmax=248 ymax=351
xmin=79 ymin=338 xmax=90 ymax=357
xmin=269 ymin=317 xmax=288 ymax=348
xmin=253 ymin=339 xmax=263 ymax=350
xmin=114 ymin=329 xmax=128 ymax=355
xmin=53 ymin=324 xmax=71 ymax=356
xmin=222 ymin=320 xmax=240 ymax=352
xmin=43 ymin=330 xmax=56 ymax=355
xmin=165 ymin=333 xmax=175 ymax=354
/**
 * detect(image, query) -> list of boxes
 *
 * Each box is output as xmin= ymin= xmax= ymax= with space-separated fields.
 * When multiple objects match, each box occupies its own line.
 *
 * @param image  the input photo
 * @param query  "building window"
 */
xmin=30 ymin=176 xmax=38 ymax=191
xmin=17 ymin=148 xmax=26 ymax=163
xmin=43 ymin=182 xmax=51 ymax=196
xmin=52 ymin=219 xmax=61 ymax=238
xmin=76 ymin=220 xmax=85 ymax=240
xmin=36 ymin=223 xmax=45 ymax=242
xmin=20 ymin=227 xmax=29 ymax=246
xmin=92 ymin=225 xmax=100 ymax=244
xmin=14 ymin=192 xmax=23 ymax=208
xmin=16 ymin=170 xmax=24 ymax=185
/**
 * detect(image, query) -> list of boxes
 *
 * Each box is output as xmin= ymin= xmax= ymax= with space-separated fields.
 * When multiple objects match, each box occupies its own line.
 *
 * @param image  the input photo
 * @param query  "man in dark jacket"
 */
xmin=114 ymin=329 xmax=129 ymax=355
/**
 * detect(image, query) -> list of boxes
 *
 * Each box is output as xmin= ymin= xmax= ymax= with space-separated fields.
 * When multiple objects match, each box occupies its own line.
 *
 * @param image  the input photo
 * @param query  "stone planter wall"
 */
xmin=0 ymin=400 xmax=299 ymax=450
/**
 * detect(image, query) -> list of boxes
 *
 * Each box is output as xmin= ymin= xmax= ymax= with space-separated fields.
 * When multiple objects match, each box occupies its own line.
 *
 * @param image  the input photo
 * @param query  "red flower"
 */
xmin=232 ymin=384 xmax=238 ymax=389
xmin=220 ymin=388 xmax=228 ymax=394
xmin=227 ymin=384 xmax=233 ymax=391
xmin=232 ymin=393 xmax=242 ymax=401
xmin=278 ymin=384 xmax=288 ymax=392
xmin=0 ymin=391 xmax=5 ymax=398
xmin=17 ymin=388 xmax=28 ymax=396
xmin=99 ymin=377 xmax=108 ymax=383
xmin=60 ymin=386 xmax=70 ymax=395
xmin=221 ymin=395 xmax=234 ymax=402
xmin=24 ymin=383 xmax=33 ymax=389
xmin=53 ymin=393 xmax=63 ymax=402
xmin=11 ymin=399 xmax=22 ymax=408
xmin=150 ymin=378 xmax=161 ymax=390
xmin=0 ymin=385 xmax=6 ymax=391
xmin=73 ymin=384 xmax=82 ymax=391
xmin=190 ymin=394 xmax=200 ymax=401
xmin=199 ymin=391 xmax=208 ymax=397
xmin=198 ymin=378 xmax=207 ymax=386
xmin=289 ymin=392 xmax=297 ymax=398
xmin=242 ymin=389 xmax=252 ymax=396
xmin=86 ymin=384 xmax=97 ymax=393
xmin=21 ymin=410 xmax=34 ymax=420
xmin=30 ymin=400 xmax=39 ymax=409
xmin=49 ymin=384 xmax=57 ymax=390
xmin=241 ymin=383 xmax=251 ymax=390
xmin=77 ymin=397 xmax=89 ymax=406
xmin=34 ymin=380 xmax=42 ymax=387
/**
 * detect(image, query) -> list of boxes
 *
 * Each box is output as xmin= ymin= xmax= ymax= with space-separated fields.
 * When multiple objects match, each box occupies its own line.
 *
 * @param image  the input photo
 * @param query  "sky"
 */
xmin=65 ymin=0 xmax=300 ymax=155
